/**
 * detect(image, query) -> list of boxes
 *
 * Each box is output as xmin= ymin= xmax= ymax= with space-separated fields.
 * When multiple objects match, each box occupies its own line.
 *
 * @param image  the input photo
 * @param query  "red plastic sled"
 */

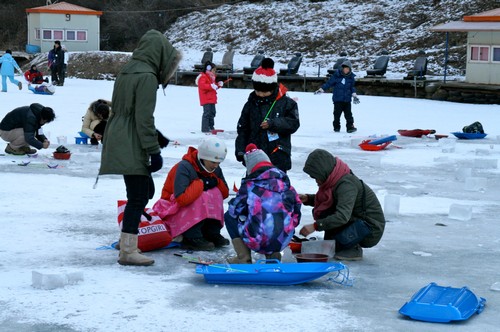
xmin=359 ymin=139 xmax=392 ymax=151
xmin=398 ymin=129 xmax=436 ymax=137
xmin=211 ymin=129 xmax=224 ymax=135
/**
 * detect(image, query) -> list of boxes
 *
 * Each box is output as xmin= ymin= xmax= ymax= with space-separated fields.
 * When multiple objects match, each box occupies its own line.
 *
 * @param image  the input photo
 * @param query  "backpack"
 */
xmin=462 ymin=121 xmax=484 ymax=134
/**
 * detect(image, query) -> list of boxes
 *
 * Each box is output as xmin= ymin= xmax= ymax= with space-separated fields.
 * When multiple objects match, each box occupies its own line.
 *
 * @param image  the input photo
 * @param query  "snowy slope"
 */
xmin=167 ymin=0 xmax=492 ymax=76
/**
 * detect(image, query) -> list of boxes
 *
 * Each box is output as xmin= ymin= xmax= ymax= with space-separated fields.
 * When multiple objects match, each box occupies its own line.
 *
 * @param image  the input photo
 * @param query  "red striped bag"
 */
xmin=117 ymin=200 xmax=172 ymax=252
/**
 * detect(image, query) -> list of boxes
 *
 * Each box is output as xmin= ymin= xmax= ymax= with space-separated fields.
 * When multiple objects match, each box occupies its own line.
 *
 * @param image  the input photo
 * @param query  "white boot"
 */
xmin=118 ymin=232 xmax=154 ymax=266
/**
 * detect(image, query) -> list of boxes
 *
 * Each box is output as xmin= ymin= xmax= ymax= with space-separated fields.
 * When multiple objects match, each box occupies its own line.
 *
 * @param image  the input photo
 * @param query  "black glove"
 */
xmin=156 ymin=129 xmax=170 ymax=148
xmin=353 ymin=96 xmax=360 ymax=104
xmin=236 ymin=151 xmax=246 ymax=166
xmin=148 ymin=153 xmax=163 ymax=173
xmin=202 ymin=177 xmax=218 ymax=191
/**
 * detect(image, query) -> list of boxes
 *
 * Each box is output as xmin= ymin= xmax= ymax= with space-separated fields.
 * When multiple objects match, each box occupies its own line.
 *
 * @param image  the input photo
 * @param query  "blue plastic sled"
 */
xmin=451 ymin=132 xmax=487 ymax=139
xmin=368 ymin=135 xmax=397 ymax=145
xmin=399 ymin=282 xmax=486 ymax=323
xmin=196 ymin=260 xmax=346 ymax=286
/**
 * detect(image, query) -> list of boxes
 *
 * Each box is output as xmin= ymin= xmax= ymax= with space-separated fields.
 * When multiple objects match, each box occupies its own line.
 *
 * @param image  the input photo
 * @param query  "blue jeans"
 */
xmin=1 ymin=75 xmax=20 ymax=92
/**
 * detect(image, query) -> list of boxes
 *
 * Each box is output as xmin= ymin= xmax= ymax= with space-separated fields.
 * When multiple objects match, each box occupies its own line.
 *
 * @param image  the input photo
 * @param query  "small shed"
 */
xmin=431 ymin=8 xmax=500 ymax=85
xmin=26 ymin=1 xmax=103 ymax=53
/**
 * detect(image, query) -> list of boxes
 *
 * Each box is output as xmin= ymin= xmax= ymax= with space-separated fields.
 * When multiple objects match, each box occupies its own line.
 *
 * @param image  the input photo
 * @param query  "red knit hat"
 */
xmin=252 ymin=58 xmax=278 ymax=92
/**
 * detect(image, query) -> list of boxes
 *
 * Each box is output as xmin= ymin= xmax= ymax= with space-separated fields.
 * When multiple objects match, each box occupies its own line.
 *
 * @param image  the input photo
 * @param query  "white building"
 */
xmin=431 ymin=8 xmax=500 ymax=85
xmin=26 ymin=1 xmax=103 ymax=53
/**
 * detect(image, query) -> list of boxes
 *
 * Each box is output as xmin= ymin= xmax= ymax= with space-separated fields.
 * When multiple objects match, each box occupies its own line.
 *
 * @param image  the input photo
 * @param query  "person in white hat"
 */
xmin=153 ymin=136 xmax=230 ymax=251
xmin=225 ymin=143 xmax=302 ymax=263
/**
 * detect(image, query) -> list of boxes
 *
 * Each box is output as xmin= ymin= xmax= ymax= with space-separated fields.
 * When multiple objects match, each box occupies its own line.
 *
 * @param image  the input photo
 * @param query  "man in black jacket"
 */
xmin=0 ymin=103 xmax=55 ymax=155
xmin=235 ymin=57 xmax=300 ymax=172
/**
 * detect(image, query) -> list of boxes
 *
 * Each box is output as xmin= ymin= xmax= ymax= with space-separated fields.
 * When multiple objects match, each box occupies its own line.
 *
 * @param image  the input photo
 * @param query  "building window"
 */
xmin=42 ymin=30 xmax=52 ymax=40
xmin=492 ymin=46 xmax=500 ymax=62
xmin=470 ymin=45 xmax=489 ymax=62
xmin=54 ymin=30 xmax=64 ymax=40
xmin=35 ymin=29 xmax=40 ymax=40
xmin=66 ymin=30 xmax=87 ymax=42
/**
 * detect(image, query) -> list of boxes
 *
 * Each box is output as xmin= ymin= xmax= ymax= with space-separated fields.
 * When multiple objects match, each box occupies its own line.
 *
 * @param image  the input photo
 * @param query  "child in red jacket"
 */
xmin=24 ymin=65 xmax=48 ymax=84
xmin=196 ymin=61 xmax=223 ymax=133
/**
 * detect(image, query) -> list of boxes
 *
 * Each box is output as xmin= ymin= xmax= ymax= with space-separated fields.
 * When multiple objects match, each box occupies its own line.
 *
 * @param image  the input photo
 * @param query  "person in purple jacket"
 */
xmin=225 ymin=143 xmax=301 ymax=263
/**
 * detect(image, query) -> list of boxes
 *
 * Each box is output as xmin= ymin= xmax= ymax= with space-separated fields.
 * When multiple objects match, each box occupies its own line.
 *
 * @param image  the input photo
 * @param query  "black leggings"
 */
xmin=122 ymin=175 xmax=154 ymax=234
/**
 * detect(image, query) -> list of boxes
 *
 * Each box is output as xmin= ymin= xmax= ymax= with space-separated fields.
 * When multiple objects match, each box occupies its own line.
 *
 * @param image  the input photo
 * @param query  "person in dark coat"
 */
xmin=0 ymin=103 xmax=55 ymax=155
xmin=299 ymin=149 xmax=385 ymax=261
xmin=99 ymin=29 xmax=182 ymax=266
xmin=235 ymin=57 xmax=300 ymax=172
xmin=316 ymin=60 xmax=359 ymax=133
xmin=50 ymin=41 xmax=64 ymax=86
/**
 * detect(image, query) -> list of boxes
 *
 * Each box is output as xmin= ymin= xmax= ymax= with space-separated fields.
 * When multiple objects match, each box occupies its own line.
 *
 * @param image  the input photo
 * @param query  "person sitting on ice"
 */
xmin=152 ymin=136 xmax=230 ymax=251
xmin=298 ymin=149 xmax=386 ymax=261
xmin=28 ymin=82 xmax=55 ymax=95
xmin=24 ymin=65 xmax=49 ymax=84
xmin=224 ymin=143 xmax=302 ymax=263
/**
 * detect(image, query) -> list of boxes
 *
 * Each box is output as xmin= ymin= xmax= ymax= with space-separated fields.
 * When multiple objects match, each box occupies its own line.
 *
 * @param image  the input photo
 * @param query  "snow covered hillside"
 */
xmin=166 ymin=0 xmax=494 ymax=76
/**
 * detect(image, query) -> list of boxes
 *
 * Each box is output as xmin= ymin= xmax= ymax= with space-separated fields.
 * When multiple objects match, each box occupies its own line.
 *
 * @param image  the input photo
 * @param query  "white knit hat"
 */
xmin=244 ymin=143 xmax=272 ymax=174
xmin=198 ymin=136 xmax=227 ymax=162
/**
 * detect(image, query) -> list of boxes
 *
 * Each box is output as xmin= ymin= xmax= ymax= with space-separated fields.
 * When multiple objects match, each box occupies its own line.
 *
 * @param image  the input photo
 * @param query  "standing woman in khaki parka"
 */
xmin=299 ymin=149 xmax=385 ymax=261
xmin=100 ymin=30 xmax=181 ymax=266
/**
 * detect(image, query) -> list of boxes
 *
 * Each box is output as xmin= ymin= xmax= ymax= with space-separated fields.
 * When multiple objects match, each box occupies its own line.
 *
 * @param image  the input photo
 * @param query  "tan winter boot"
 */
xmin=227 ymin=238 xmax=252 ymax=264
xmin=118 ymin=232 xmax=154 ymax=266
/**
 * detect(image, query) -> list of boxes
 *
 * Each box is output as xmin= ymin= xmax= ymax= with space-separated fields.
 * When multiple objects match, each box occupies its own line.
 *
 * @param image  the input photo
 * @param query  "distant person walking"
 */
xmin=0 ymin=50 xmax=23 ymax=92
xmin=315 ymin=60 xmax=359 ymax=133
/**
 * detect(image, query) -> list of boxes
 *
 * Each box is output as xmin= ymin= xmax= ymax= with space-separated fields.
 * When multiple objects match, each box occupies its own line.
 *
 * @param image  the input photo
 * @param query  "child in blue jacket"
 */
xmin=316 ymin=60 xmax=360 ymax=133
xmin=0 ymin=50 xmax=23 ymax=92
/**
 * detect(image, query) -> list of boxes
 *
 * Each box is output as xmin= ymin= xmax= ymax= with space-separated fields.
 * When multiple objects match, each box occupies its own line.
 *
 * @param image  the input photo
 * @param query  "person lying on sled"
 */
xmin=153 ymin=136 xmax=230 ymax=251
xmin=28 ymin=82 xmax=55 ymax=95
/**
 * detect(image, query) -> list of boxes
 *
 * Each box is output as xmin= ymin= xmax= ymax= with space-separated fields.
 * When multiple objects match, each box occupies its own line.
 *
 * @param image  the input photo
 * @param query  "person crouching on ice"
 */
xmin=224 ymin=143 xmax=301 ymax=263
xmin=153 ymin=136 xmax=230 ymax=251
xmin=298 ymin=149 xmax=385 ymax=261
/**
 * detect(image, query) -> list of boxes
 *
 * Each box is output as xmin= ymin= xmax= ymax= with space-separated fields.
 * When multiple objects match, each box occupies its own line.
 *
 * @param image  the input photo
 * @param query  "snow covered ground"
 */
xmin=1 ymin=77 xmax=499 ymax=331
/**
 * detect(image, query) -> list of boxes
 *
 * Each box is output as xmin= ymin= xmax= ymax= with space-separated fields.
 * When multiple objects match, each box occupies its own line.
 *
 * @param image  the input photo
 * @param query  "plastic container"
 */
xmin=288 ymin=241 xmax=302 ymax=253
xmin=301 ymin=240 xmax=335 ymax=257
xmin=399 ymin=282 xmax=486 ymax=323
xmin=25 ymin=44 xmax=41 ymax=54
xmin=295 ymin=253 xmax=329 ymax=262
xmin=53 ymin=152 xmax=71 ymax=160
xmin=451 ymin=132 xmax=487 ymax=139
